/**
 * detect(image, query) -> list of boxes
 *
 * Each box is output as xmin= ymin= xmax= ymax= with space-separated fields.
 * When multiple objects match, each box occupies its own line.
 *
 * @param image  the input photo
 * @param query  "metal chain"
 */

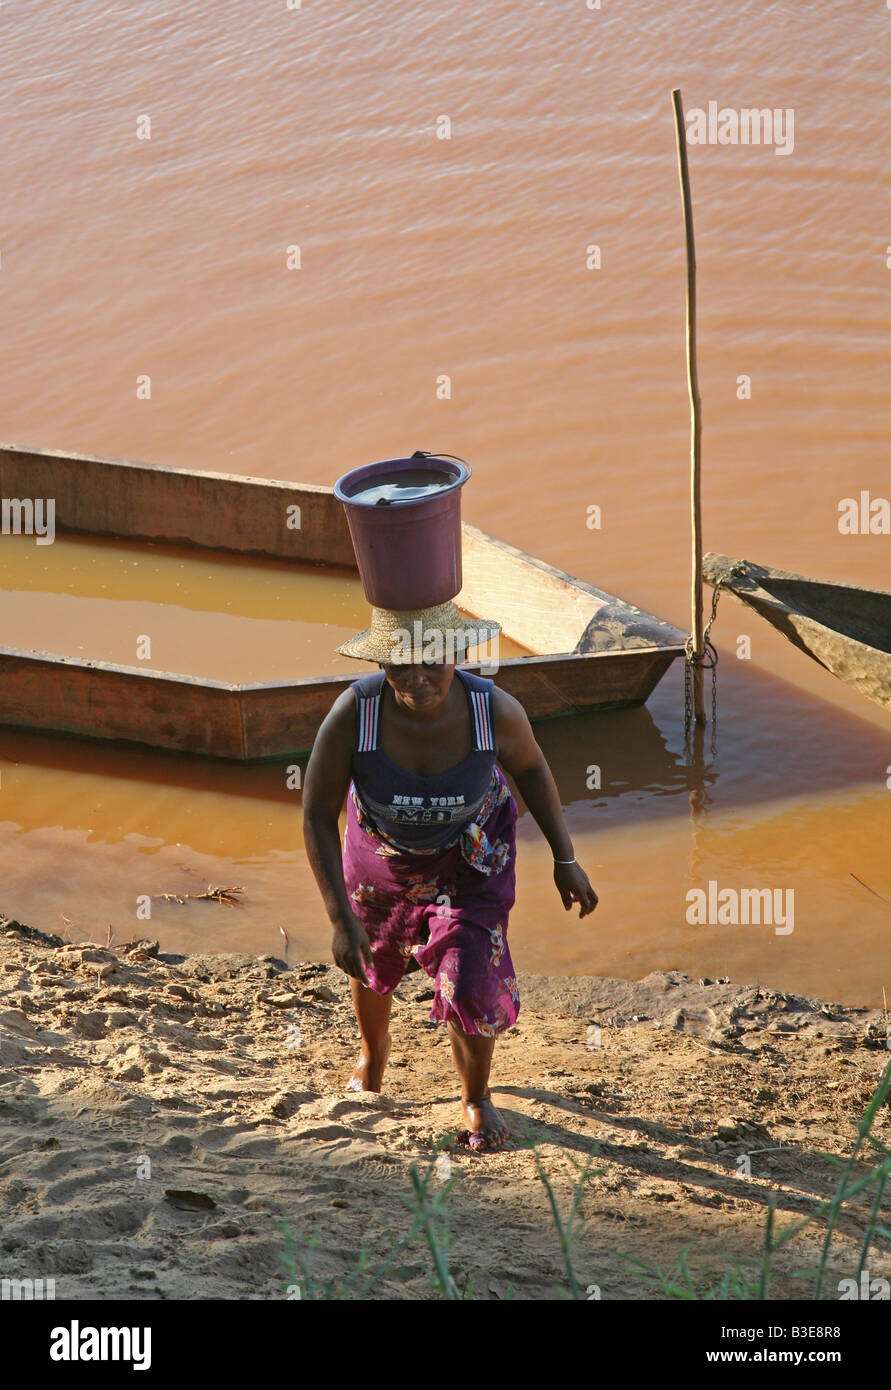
xmin=684 ymin=561 xmax=747 ymax=750
xmin=684 ymin=638 xmax=718 ymax=745
xmin=702 ymin=560 xmax=747 ymax=651
xmin=684 ymin=650 xmax=692 ymax=735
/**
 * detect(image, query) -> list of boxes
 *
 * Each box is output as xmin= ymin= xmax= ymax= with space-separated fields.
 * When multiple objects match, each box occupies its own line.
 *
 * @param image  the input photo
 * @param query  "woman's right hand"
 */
xmin=331 ymin=912 xmax=373 ymax=986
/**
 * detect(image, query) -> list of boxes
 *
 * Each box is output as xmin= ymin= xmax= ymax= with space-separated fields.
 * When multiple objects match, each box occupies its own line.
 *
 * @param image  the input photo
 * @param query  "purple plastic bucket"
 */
xmin=334 ymin=451 xmax=470 ymax=609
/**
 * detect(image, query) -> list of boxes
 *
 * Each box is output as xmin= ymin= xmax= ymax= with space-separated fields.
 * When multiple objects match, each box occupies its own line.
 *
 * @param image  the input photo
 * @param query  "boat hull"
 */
xmin=0 ymin=443 xmax=688 ymax=758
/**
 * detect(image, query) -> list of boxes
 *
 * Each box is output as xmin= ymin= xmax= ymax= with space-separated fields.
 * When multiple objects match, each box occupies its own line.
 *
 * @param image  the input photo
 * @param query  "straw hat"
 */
xmin=336 ymin=599 xmax=502 ymax=664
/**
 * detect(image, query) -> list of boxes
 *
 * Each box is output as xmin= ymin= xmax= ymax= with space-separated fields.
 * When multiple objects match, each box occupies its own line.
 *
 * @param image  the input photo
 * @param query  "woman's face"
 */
xmin=381 ymin=660 xmax=455 ymax=712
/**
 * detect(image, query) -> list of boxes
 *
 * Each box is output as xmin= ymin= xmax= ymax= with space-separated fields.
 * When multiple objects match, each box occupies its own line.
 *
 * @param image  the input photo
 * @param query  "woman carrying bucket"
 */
xmin=302 ymin=454 xmax=597 ymax=1153
xmin=303 ymin=600 xmax=598 ymax=1153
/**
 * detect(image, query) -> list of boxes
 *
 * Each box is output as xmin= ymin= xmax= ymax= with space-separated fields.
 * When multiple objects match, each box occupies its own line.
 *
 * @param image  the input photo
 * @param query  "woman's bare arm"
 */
xmin=493 ymin=686 xmax=598 ymax=918
xmin=302 ymin=689 xmax=372 ymax=982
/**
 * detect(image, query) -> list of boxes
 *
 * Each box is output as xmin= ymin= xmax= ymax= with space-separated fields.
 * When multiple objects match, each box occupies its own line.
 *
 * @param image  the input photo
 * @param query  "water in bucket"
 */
xmin=349 ymin=466 xmax=455 ymax=506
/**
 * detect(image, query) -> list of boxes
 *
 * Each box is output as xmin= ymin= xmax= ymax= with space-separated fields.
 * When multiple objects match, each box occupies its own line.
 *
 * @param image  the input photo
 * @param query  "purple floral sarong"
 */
xmin=341 ymin=763 xmax=520 ymax=1036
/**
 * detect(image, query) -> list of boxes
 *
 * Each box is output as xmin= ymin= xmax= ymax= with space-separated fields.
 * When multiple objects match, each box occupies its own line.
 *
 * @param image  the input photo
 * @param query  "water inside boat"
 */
xmin=0 ymin=532 xmax=531 ymax=680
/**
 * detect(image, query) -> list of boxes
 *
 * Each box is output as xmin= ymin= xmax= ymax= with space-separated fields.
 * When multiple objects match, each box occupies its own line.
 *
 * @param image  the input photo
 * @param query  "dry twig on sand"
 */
xmin=152 ymin=884 xmax=245 ymax=908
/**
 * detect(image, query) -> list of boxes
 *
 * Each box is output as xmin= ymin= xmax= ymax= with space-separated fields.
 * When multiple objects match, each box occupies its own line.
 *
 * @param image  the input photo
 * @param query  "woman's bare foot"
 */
xmin=460 ymin=1086 xmax=509 ymax=1151
xmin=347 ymin=1032 xmax=391 ymax=1092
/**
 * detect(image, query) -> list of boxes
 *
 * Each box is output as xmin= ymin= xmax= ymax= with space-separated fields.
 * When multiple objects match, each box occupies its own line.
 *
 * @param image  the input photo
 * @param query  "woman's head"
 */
xmin=378 ymin=659 xmax=455 ymax=710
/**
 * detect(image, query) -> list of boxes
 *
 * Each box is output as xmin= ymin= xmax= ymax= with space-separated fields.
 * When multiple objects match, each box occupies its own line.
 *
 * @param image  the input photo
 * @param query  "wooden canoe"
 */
xmin=702 ymin=551 xmax=891 ymax=713
xmin=0 ymin=442 xmax=688 ymax=758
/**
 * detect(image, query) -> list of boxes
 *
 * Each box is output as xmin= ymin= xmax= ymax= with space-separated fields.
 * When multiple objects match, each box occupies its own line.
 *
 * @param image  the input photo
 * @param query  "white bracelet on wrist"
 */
xmin=554 ymin=857 xmax=577 ymax=865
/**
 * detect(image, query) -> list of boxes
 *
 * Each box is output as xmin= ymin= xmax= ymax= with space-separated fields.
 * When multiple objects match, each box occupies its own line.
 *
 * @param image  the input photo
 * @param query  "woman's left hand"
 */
xmin=554 ymin=861 xmax=598 ymax=917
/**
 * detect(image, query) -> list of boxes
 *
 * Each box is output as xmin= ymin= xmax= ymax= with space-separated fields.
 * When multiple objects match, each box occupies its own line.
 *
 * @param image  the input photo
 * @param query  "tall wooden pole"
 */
xmin=671 ymin=87 xmax=705 ymax=722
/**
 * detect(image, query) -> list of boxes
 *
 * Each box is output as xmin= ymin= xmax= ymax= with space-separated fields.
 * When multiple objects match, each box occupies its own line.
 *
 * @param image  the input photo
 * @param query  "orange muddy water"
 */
xmin=0 ymin=1 xmax=888 ymax=1004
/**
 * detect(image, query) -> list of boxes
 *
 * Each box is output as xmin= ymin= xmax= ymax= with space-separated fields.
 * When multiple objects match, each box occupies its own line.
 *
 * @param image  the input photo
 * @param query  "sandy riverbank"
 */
xmin=1 ymin=915 xmax=889 ymax=1300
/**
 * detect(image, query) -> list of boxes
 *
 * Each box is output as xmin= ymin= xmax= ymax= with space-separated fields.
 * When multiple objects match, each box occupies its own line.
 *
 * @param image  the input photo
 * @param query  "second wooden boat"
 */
xmin=702 ymin=551 xmax=891 ymax=712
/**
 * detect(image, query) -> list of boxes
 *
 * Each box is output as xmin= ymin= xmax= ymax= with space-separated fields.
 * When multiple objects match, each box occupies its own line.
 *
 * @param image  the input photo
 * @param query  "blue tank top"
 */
xmin=350 ymin=667 xmax=498 ymax=851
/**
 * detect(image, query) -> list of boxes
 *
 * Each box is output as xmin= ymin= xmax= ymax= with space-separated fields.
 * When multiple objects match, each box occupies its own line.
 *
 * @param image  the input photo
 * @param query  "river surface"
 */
xmin=0 ymin=1 xmax=888 ymax=1004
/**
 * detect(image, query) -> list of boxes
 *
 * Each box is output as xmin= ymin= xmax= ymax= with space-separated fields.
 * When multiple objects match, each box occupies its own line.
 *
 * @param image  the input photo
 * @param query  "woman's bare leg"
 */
xmin=347 ymin=977 xmax=393 ymax=1091
xmin=447 ymin=1021 xmax=510 ymax=1150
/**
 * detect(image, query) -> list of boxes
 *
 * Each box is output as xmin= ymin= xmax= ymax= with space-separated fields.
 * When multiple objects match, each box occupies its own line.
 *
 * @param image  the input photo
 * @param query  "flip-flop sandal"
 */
xmin=457 ymin=1128 xmax=499 ymax=1153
